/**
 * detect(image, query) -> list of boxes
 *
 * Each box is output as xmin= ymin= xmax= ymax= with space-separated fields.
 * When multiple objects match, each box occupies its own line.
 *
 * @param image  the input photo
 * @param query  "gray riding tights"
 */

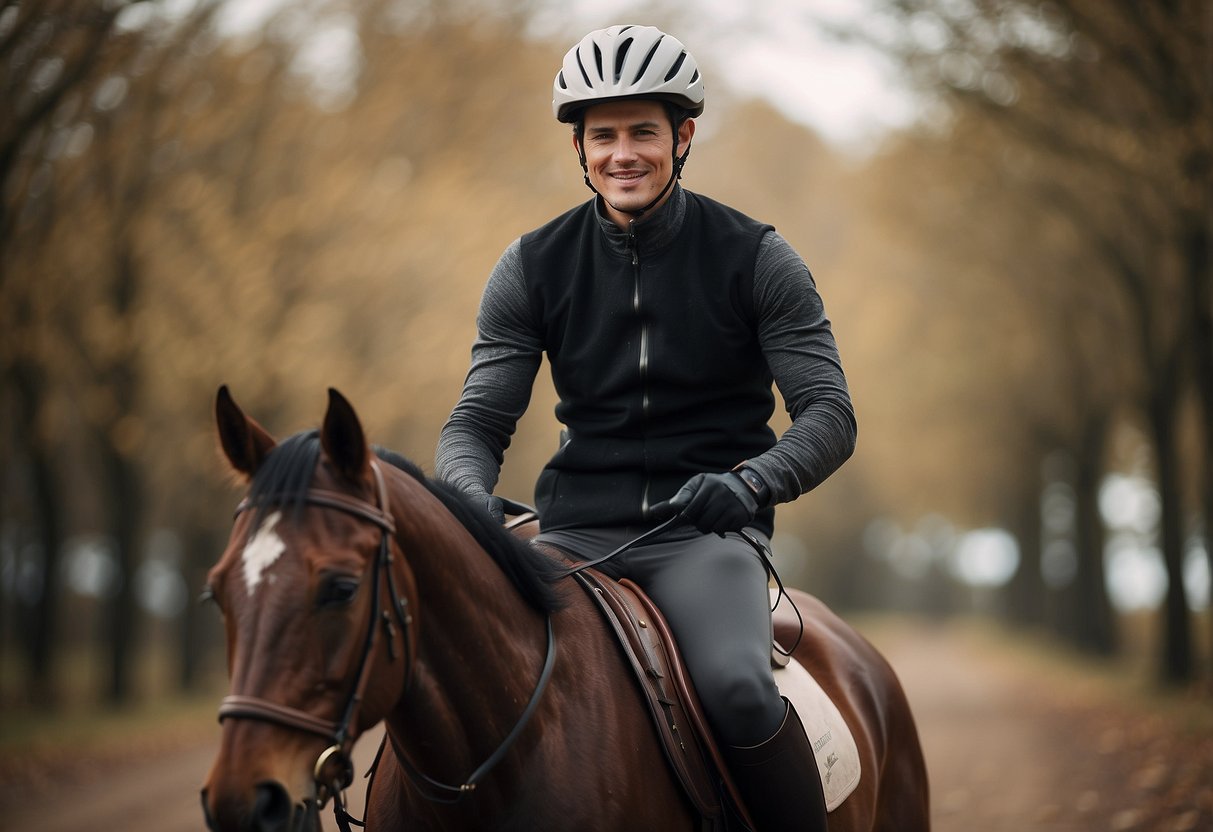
xmin=536 ymin=524 xmax=785 ymax=747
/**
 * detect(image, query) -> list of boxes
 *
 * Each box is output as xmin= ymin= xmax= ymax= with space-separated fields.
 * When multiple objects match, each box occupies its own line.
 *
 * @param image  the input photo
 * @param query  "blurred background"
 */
xmin=0 ymin=0 xmax=1210 ymax=829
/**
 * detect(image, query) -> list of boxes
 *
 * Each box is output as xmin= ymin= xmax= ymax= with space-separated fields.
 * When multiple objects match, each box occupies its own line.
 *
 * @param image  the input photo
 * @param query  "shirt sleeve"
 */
xmin=435 ymin=239 xmax=543 ymax=499
xmin=743 ymin=230 xmax=857 ymax=505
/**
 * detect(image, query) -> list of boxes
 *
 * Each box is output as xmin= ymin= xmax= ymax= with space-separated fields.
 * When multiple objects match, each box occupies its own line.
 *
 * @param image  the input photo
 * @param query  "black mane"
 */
xmin=246 ymin=430 xmax=322 ymax=528
xmin=373 ymin=447 xmax=566 ymax=613
xmin=245 ymin=431 xmax=565 ymax=613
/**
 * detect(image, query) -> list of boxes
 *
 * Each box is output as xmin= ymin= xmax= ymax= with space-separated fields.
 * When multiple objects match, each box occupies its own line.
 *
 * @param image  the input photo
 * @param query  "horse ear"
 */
xmin=321 ymin=388 xmax=369 ymax=482
xmin=215 ymin=385 xmax=277 ymax=479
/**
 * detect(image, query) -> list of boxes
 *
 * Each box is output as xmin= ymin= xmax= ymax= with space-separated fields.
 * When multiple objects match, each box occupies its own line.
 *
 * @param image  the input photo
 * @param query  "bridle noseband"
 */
xmin=219 ymin=460 xmax=408 ymax=806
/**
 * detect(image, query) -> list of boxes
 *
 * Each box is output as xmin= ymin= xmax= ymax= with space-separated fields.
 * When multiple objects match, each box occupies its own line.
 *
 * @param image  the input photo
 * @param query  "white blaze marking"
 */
xmin=242 ymin=511 xmax=285 ymax=595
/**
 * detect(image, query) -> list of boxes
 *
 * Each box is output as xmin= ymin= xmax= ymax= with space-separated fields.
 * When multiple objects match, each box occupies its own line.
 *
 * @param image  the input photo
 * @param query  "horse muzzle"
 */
xmin=201 ymin=781 xmax=322 ymax=832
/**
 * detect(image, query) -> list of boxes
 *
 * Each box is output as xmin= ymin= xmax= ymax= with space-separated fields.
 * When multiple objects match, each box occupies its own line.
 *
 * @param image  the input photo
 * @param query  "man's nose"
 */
xmin=612 ymin=137 xmax=639 ymax=161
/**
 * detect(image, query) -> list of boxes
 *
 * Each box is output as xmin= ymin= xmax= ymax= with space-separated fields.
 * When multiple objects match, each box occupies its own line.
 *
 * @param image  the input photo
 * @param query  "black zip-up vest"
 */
xmin=521 ymin=191 xmax=777 ymax=534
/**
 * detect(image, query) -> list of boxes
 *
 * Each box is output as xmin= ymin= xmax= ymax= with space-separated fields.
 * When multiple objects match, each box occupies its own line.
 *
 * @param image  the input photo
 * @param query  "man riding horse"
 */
xmin=436 ymin=24 xmax=856 ymax=831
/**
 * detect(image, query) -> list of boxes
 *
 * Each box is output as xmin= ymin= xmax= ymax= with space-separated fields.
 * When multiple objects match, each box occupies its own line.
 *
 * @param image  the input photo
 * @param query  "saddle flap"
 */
xmin=573 ymin=571 xmax=731 ymax=825
xmin=769 ymin=589 xmax=863 ymax=812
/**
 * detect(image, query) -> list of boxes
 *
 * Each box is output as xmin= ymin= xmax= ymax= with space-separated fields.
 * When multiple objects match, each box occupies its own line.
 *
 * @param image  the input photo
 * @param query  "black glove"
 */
xmin=650 ymin=472 xmax=759 ymax=536
xmin=479 ymin=494 xmax=505 ymax=524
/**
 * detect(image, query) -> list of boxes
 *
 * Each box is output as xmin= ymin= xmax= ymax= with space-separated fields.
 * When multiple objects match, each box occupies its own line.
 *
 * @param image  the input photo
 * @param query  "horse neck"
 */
xmin=386 ymin=490 xmax=551 ymax=768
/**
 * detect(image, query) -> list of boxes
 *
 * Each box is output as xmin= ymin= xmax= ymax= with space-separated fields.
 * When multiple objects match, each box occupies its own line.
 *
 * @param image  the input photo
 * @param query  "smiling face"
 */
xmin=576 ymin=99 xmax=695 ymax=229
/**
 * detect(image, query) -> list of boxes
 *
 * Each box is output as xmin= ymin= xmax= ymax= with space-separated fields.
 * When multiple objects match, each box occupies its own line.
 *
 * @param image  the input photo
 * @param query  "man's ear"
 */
xmin=677 ymin=117 xmax=696 ymax=156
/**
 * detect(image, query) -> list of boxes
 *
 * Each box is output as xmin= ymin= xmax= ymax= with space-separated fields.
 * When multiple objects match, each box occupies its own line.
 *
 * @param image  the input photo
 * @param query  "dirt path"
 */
xmin=869 ymin=622 xmax=1211 ymax=832
xmin=2 ymin=622 xmax=1208 ymax=831
xmin=0 ymin=723 xmax=386 ymax=832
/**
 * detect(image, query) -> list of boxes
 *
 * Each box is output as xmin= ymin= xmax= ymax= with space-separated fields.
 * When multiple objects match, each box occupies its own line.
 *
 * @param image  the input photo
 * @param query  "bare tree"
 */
xmin=0 ymin=0 xmax=153 ymax=704
xmin=866 ymin=0 xmax=1210 ymax=684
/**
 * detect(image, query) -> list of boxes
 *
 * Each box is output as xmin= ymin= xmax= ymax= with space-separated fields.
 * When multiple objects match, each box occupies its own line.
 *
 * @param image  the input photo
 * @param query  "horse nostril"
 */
xmin=200 ymin=788 xmax=218 ymax=831
xmin=252 ymin=781 xmax=294 ymax=831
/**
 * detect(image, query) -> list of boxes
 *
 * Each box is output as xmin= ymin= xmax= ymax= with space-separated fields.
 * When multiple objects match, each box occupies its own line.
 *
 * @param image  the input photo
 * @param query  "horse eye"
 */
xmin=318 ymin=576 xmax=360 ymax=607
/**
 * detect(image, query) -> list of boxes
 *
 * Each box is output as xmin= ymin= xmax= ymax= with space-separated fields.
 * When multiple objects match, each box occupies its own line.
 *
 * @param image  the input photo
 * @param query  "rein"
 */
xmin=395 ymin=617 xmax=557 ymax=804
xmin=555 ymin=513 xmax=805 ymax=654
xmin=216 ymin=460 xmax=558 ymax=828
xmin=553 ymin=513 xmax=684 ymax=578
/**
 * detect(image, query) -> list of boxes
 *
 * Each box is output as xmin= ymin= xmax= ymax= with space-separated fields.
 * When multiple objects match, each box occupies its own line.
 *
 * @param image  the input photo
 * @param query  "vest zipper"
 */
xmin=629 ymin=220 xmax=653 ymax=516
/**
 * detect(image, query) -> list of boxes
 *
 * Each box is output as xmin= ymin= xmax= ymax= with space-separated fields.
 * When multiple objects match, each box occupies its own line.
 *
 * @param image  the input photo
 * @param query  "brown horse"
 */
xmin=201 ymin=387 xmax=929 ymax=831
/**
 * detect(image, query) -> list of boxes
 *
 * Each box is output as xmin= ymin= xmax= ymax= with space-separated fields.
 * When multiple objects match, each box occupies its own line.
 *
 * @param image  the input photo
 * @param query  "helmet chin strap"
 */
xmin=576 ymin=115 xmax=692 ymax=221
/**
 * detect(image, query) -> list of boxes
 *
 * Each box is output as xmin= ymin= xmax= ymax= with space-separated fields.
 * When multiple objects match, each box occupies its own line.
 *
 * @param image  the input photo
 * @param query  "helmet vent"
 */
xmin=664 ymin=51 xmax=687 ymax=82
xmin=614 ymin=37 xmax=633 ymax=83
xmin=557 ymin=70 xmax=567 ymax=90
xmin=635 ymin=37 xmax=662 ymax=84
xmin=575 ymin=52 xmax=593 ymax=87
xmin=592 ymin=42 xmax=605 ymax=81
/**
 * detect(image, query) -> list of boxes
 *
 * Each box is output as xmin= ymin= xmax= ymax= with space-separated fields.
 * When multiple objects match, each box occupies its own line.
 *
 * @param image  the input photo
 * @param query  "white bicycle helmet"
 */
xmin=553 ymin=25 xmax=705 ymax=123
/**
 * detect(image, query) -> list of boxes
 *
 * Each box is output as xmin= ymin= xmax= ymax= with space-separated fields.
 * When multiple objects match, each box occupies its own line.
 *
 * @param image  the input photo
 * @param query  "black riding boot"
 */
xmin=725 ymin=697 xmax=828 ymax=832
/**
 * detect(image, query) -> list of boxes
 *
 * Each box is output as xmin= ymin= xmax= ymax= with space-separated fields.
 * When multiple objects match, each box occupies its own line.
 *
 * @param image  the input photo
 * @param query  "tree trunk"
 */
xmin=101 ymin=437 xmax=141 ymax=705
xmin=1071 ymin=414 xmax=1116 ymax=656
xmin=100 ymin=243 xmax=142 ymax=706
xmin=1149 ymin=370 xmax=1193 ymax=684
xmin=1005 ymin=474 xmax=1046 ymax=628
xmin=24 ymin=424 xmax=63 ymax=704
xmin=10 ymin=360 xmax=64 ymax=705
xmin=1181 ymin=203 xmax=1212 ymax=679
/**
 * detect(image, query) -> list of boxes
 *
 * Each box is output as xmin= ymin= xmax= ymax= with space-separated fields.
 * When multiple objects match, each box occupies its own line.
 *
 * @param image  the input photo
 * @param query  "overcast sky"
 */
xmin=205 ymin=0 xmax=921 ymax=152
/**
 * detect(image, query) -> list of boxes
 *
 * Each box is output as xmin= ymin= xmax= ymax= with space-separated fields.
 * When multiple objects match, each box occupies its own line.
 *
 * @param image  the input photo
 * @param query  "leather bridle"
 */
xmin=215 ymin=459 xmax=557 ymax=826
xmin=219 ymin=460 xmax=409 ymax=807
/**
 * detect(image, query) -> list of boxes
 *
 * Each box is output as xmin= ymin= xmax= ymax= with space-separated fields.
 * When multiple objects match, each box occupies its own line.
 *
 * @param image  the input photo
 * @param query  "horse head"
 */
xmin=201 ymin=386 xmax=416 ymax=832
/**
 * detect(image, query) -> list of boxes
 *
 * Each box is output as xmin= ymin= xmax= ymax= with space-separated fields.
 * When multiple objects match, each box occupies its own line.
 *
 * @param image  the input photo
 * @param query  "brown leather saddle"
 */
xmin=571 ymin=570 xmax=805 ymax=831
xmin=508 ymin=512 xmax=799 ymax=830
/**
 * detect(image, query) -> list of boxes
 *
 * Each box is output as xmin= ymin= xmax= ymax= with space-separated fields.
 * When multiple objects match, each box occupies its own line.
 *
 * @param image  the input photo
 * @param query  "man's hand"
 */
xmin=650 ymin=472 xmax=760 ymax=535
xmin=478 ymin=493 xmax=505 ymax=524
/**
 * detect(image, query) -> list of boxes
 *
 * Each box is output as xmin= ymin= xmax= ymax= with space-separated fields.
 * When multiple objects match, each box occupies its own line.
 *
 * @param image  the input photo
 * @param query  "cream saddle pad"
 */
xmin=773 ymin=654 xmax=863 ymax=811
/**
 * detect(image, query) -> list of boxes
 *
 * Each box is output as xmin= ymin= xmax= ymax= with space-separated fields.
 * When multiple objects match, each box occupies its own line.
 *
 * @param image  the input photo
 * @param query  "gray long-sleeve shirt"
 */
xmin=436 ymin=187 xmax=856 ymax=514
